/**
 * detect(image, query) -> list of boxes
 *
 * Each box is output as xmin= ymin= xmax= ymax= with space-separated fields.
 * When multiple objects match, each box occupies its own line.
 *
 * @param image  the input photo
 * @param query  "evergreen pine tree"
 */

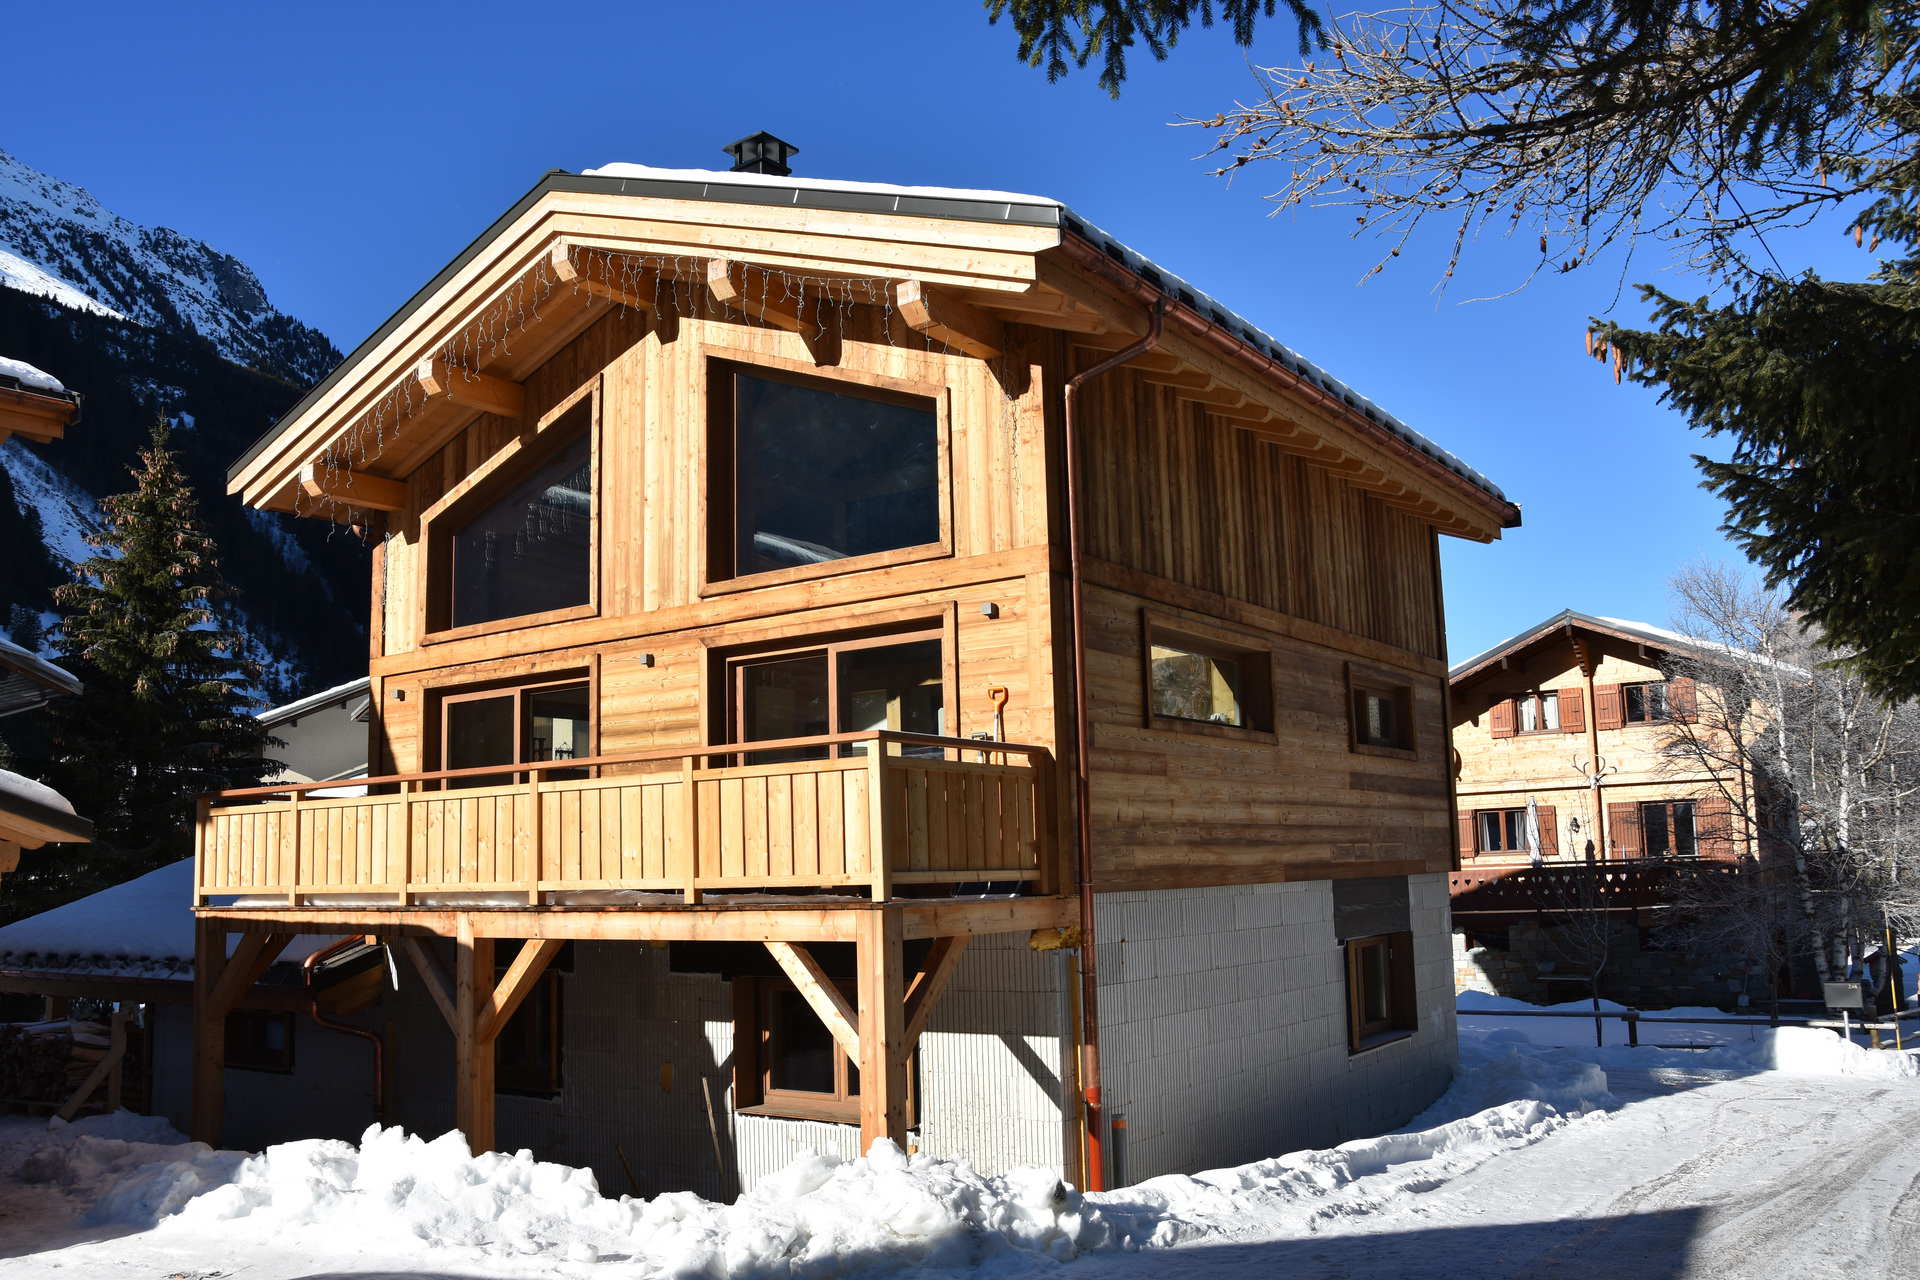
xmin=27 ymin=421 xmax=277 ymax=903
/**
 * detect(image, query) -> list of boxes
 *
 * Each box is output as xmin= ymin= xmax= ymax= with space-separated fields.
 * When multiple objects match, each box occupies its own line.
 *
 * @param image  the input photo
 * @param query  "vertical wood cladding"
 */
xmin=1077 ymin=367 xmax=1440 ymax=661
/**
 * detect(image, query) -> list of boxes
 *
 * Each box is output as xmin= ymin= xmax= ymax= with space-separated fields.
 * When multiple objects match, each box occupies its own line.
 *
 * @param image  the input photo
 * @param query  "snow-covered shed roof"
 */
xmin=0 ymin=766 xmax=89 ymax=847
xmin=0 ymin=858 xmax=331 ymax=980
xmin=232 ymin=161 xmax=1514 ymax=524
xmin=0 ymin=355 xmax=68 ymax=396
xmin=0 ymin=633 xmax=80 ymax=717
xmin=256 ymin=675 xmax=371 ymax=729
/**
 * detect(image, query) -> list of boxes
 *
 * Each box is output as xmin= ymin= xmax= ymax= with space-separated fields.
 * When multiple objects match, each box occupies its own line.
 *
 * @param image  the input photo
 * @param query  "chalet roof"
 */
xmin=0 ymin=633 xmax=80 ymax=718
xmin=256 ymin=675 xmax=371 ymax=729
xmin=1449 ymin=609 xmax=1716 ymax=684
xmin=230 ymin=163 xmax=1509 ymax=514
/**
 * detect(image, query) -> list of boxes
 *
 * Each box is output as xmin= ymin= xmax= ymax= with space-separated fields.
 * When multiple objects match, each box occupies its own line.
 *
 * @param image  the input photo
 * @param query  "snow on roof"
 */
xmin=0 ymin=353 xmax=67 ymax=395
xmin=0 ymin=858 xmax=330 ymax=978
xmin=583 ymin=162 xmax=1509 ymax=507
xmin=0 ymin=632 xmax=80 ymax=714
xmin=582 ymin=162 xmax=1063 ymax=211
xmin=0 ymin=767 xmax=73 ymax=816
xmin=256 ymin=675 xmax=370 ymax=728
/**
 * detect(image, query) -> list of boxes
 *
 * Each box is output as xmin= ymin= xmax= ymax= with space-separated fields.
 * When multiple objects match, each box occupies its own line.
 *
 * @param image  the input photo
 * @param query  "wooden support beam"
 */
xmin=855 ymin=910 xmax=908 ymax=1153
xmin=764 ymin=941 xmax=861 ymax=1065
xmin=895 ymin=281 xmax=1004 ymax=359
xmin=453 ymin=919 xmax=496 ymax=1154
xmin=413 ymin=357 xmax=525 ymax=420
xmin=398 ymin=935 xmax=456 ymax=1031
xmin=900 ymin=935 xmax=969 ymax=1064
xmin=547 ymin=242 xmax=653 ymax=310
xmin=707 ymin=258 xmax=841 ymax=365
xmin=299 ymin=463 xmax=408 ymax=513
xmin=479 ymin=938 xmax=564 ymax=1043
xmin=191 ymin=923 xmax=292 ymax=1144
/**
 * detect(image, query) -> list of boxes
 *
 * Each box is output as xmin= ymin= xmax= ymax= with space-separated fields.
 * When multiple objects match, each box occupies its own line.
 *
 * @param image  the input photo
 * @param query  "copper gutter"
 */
xmin=1062 ymin=297 xmax=1164 ymax=1191
xmin=1056 ymin=236 xmax=1519 ymax=533
xmin=302 ymin=937 xmax=385 ymax=1123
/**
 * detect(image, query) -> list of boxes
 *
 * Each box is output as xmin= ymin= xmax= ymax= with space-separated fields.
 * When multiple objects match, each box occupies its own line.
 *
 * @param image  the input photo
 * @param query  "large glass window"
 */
xmin=722 ymin=367 xmax=939 ymax=578
xmin=1144 ymin=620 xmax=1274 ymax=734
xmin=728 ymin=632 xmax=944 ymax=764
xmin=445 ymin=422 xmax=591 ymax=629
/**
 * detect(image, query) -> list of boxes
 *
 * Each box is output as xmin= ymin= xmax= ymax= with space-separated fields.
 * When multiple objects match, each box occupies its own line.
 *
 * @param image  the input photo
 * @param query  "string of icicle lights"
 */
xmin=299 ymin=249 xmax=1016 ymax=528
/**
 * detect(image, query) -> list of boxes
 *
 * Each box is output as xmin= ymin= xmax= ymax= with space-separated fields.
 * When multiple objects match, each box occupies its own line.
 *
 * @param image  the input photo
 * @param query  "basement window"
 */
xmin=732 ymin=974 xmax=915 ymax=1125
xmin=1344 ymin=932 xmax=1417 ymax=1053
xmin=494 ymin=955 xmax=563 ymax=1098
xmin=225 ymin=1010 xmax=295 ymax=1074
xmin=712 ymin=363 xmax=943 ymax=583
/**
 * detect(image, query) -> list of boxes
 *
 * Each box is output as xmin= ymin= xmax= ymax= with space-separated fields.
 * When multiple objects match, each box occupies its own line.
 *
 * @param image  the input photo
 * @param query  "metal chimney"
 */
xmin=723 ymin=132 xmax=799 ymax=176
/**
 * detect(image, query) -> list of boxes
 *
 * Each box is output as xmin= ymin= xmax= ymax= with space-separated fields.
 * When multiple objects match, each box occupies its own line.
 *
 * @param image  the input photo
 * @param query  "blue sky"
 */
xmin=3 ymin=1 xmax=1868 ymax=661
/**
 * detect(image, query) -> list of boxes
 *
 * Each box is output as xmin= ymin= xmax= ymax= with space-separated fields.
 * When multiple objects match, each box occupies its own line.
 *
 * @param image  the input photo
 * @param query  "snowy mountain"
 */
xmin=0 ymin=149 xmax=366 ymax=706
xmin=0 ymin=148 xmax=337 ymax=384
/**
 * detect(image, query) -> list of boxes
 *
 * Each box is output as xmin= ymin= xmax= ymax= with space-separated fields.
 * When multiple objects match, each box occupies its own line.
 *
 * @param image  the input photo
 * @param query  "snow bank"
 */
xmin=9 ymin=1112 xmax=244 ymax=1228
xmin=57 ymin=1040 xmax=1610 ymax=1276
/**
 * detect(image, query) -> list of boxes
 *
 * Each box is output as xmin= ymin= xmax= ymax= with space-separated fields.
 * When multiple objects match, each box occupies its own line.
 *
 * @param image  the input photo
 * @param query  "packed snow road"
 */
xmin=0 ymin=1020 xmax=1915 ymax=1279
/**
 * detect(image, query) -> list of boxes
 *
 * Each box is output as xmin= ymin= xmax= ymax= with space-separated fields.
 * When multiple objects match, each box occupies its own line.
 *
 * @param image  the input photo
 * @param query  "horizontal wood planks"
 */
xmin=1082 ymin=583 xmax=1451 ymax=892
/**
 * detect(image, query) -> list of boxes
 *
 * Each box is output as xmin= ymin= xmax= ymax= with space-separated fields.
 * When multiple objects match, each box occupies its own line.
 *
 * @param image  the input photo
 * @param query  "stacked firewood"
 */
xmin=0 ymin=1021 xmax=107 ymax=1104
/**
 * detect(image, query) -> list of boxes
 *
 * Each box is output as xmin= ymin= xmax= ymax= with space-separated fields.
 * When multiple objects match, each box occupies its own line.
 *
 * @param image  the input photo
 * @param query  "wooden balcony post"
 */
xmin=855 ymin=908 xmax=908 ymax=1154
xmin=192 ymin=796 xmax=210 ymax=906
xmin=397 ymin=779 xmax=416 ymax=906
xmin=453 ymin=916 xmax=496 ymax=1154
xmin=1032 ymin=753 xmax=1059 ymax=896
xmin=525 ymin=770 xmax=542 ymax=906
xmin=283 ymin=789 xmax=302 ymax=907
xmin=679 ymin=757 xmax=701 ymax=904
xmin=866 ymin=748 xmax=893 ymax=903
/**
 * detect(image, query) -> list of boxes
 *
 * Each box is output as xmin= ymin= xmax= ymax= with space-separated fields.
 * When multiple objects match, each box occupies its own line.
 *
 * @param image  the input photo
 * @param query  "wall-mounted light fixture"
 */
xmin=980 ymin=602 xmax=1000 ymax=619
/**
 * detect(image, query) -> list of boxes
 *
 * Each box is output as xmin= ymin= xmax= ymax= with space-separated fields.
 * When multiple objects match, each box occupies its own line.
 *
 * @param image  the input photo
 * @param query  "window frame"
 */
xmin=1140 ymin=609 xmax=1278 ymax=743
xmin=493 ymin=955 xmax=564 ymax=1098
xmin=719 ymin=623 xmax=952 ymax=764
xmin=731 ymin=974 xmax=916 ymax=1125
xmin=225 ymin=1009 xmax=296 ymax=1074
xmin=1639 ymin=799 xmax=1698 ymax=859
xmin=427 ymin=667 xmax=598 ymax=784
xmin=1512 ymin=690 xmax=1562 ymax=735
xmin=1343 ymin=931 xmax=1417 ymax=1054
xmin=1474 ymin=807 xmax=1528 ymax=855
xmin=1346 ymin=661 xmax=1418 ymax=758
xmin=700 ymin=350 xmax=954 ymax=598
xmin=1622 ymin=680 xmax=1672 ymax=725
xmin=419 ymin=381 xmax=601 ymax=646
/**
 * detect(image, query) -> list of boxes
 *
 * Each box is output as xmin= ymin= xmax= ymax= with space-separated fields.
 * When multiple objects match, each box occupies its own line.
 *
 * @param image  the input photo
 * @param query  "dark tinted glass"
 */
xmin=767 ymin=987 xmax=836 ymax=1095
xmin=837 ymin=640 xmax=943 ymax=755
xmin=449 ymin=428 xmax=591 ymax=628
xmin=732 ymin=372 xmax=938 ymax=576
xmin=445 ymin=695 xmax=515 ymax=787
xmin=739 ymin=654 xmax=831 ymax=764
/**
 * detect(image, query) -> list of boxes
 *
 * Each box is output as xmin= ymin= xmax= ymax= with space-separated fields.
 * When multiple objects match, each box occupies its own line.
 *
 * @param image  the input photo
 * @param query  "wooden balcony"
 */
xmin=1450 ymin=858 xmax=1741 ymax=916
xmin=195 ymin=732 xmax=1055 ymax=908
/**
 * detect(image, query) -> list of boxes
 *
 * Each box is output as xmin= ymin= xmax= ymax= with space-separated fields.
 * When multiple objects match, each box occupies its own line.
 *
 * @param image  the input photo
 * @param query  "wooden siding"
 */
xmin=1082 ymin=584 xmax=1452 ymax=892
xmin=1077 ymin=365 xmax=1441 ymax=662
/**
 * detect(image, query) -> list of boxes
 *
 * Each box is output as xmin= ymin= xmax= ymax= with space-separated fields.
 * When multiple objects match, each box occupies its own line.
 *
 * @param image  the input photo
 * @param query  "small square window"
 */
xmin=1347 ymin=664 xmax=1416 ymax=755
xmin=1344 ymin=932 xmax=1417 ymax=1052
xmin=1624 ymin=682 xmax=1671 ymax=724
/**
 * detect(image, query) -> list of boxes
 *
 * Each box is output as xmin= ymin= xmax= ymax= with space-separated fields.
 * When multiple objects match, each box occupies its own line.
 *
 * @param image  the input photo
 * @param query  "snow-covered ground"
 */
xmin=1 ymin=1014 xmax=1915 ymax=1278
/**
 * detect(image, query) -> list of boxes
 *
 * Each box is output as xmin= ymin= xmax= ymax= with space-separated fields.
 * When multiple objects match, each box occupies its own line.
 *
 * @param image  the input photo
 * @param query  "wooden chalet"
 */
xmin=195 ymin=140 xmax=1518 ymax=1192
xmin=1448 ymin=611 xmax=1767 ymax=1005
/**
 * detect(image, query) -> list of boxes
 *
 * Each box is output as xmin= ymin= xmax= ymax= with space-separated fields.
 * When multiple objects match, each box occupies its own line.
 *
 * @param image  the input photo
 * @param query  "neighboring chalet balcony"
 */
xmin=195 ymin=732 xmax=1055 ymax=908
xmin=1449 ymin=858 xmax=1741 ymax=917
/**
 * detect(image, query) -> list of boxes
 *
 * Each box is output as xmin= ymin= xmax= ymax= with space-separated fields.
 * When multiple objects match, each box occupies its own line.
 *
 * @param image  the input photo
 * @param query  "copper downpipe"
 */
xmin=1062 ymin=298 xmax=1164 ymax=1191
xmin=302 ymin=937 xmax=386 ymax=1124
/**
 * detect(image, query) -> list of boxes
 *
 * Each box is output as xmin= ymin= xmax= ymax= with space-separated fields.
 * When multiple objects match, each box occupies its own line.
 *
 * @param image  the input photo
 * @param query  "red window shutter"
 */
xmin=1458 ymin=811 xmax=1477 ymax=859
xmin=1489 ymin=698 xmax=1517 ymax=738
xmin=1668 ymin=676 xmax=1698 ymax=723
xmin=1537 ymin=804 xmax=1559 ymax=855
xmin=1557 ymin=687 xmax=1586 ymax=734
xmin=1607 ymin=802 xmax=1642 ymax=857
xmin=1695 ymin=793 xmax=1733 ymax=858
xmin=1594 ymin=684 xmax=1624 ymax=730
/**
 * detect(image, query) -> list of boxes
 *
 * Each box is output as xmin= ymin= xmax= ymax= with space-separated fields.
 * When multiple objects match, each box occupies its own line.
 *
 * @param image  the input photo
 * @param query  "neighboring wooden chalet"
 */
xmin=1448 ymin=610 xmax=1764 ymax=1005
xmin=197 ymin=139 xmax=1518 ymax=1193
xmin=0 ymin=359 xmax=90 ymax=881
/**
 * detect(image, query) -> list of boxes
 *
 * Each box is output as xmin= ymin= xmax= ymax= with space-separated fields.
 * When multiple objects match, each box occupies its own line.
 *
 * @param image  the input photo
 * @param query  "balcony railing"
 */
xmin=1449 ymin=858 xmax=1741 ymax=914
xmin=195 ymin=732 xmax=1055 ymax=908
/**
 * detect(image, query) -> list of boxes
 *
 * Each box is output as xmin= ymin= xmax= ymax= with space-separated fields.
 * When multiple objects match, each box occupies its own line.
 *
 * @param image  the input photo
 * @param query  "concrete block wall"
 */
xmin=1094 ymin=873 xmax=1455 ymax=1184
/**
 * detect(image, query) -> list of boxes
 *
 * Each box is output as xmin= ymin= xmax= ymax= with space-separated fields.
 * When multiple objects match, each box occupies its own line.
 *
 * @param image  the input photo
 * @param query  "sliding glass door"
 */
xmin=727 ymin=631 xmax=943 ymax=764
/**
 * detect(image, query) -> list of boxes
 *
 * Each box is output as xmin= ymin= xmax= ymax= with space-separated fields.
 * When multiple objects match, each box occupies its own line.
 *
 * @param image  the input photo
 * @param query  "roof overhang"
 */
xmin=231 ymin=169 xmax=1517 ymax=541
xmin=0 ymin=792 xmax=93 ymax=849
xmin=1449 ymin=610 xmax=1706 ymax=686
xmin=0 ymin=378 xmax=79 ymax=447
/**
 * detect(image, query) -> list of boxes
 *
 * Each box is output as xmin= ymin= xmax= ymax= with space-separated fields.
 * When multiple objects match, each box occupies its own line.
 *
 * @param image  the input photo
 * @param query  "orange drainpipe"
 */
xmin=302 ymin=937 xmax=386 ymax=1123
xmin=1062 ymin=298 xmax=1164 ymax=1191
